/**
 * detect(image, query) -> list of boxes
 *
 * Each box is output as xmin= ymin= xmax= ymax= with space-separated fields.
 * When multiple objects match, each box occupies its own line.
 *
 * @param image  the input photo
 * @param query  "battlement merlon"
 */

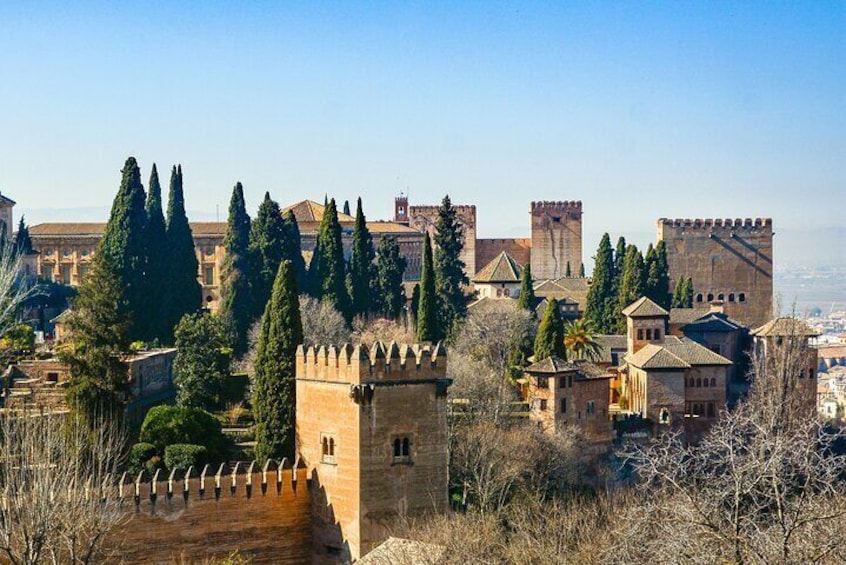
xmin=657 ymin=217 xmax=773 ymax=232
xmin=296 ymin=341 xmax=448 ymax=385
xmin=530 ymin=201 xmax=583 ymax=215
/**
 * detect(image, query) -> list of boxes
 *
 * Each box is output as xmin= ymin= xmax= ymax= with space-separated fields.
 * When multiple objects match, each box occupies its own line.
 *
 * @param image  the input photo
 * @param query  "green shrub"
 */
xmin=164 ymin=444 xmax=209 ymax=473
xmin=127 ymin=442 xmax=158 ymax=477
xmin=139 ymin=405 xmax=227 ymax=459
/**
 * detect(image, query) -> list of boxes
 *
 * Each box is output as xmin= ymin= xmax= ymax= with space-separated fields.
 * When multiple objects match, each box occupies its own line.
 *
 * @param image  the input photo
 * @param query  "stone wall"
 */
xmin=658 ymin=218 xmax=773 ymax=328
xmin=530 ymin=201 xmax=583 ymax=280
xmin=107 ymin=465 xmax=312 ymax=564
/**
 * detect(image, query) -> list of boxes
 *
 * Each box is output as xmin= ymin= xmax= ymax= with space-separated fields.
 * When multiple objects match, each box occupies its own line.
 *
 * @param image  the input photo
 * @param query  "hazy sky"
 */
xmin=1 ymin=2 xmax=843 ymax=261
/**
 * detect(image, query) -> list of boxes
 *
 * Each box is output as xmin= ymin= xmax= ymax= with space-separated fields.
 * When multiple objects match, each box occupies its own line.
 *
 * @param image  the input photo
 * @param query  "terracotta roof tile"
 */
xmin=473 ymin=251 xmax=522 ymax=283
xmin=622 ymin=296 xmax=669 ymax=318
xmin=625 ymin=343 xmax=690 ymax=369
xmin=751 ymin=317 xmax=821 ymax=338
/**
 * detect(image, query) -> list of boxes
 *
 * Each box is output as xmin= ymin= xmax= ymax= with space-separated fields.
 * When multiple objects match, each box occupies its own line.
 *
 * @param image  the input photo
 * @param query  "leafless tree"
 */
xmin=0 ymin=412 xmax=128 ymax=565
xmin=299 ymin=295 xmax=351 ymax=347
xmin=351 ymin=317 xmax=415 ymax=345
xmin=0 ymin=247 xmax=35 ymax=338
xmin=613 ymin=329 xmax=846 ymax=565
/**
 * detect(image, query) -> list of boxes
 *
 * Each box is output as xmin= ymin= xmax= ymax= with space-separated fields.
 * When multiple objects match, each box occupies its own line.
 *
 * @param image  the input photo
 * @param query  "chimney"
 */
xmin=709 ymin=300 xmax=725 ymax=314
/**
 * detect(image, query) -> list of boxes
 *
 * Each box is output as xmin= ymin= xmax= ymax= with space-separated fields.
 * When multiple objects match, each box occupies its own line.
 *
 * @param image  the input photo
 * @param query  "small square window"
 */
xmin=539 ymin=399 xmax=548 ymax=411
xmin=537 ymin=377 xmax=548 ymax=389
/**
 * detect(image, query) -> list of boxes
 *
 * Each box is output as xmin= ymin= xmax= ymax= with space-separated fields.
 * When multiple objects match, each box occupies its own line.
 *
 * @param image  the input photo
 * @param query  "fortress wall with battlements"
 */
xmin=658 ymin=217 xmax=773 ymax=328
xmin=408 ymin=204 xmax=477 ymax=276
xmin=530 ymin=201 xmax=583 ymax=280
xmin=105 ymin=463 xmax=312 ymax=564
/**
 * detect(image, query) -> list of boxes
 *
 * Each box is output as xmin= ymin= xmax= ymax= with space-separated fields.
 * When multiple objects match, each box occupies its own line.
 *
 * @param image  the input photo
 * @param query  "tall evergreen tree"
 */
xmin=314 ymin=199 xmax=351 ymax=320
xmin=164 ymin=165 xmax=201 ymax=344
xmin=616 ymin=244 xmax=646 ymax=333
xmin=578 ymin=263 xmax=585 ymax=277
xmin=534 ymin=298 xmax=566 ymax=361
xmin=682 ymin=276 xmax=694 ymax=308
xmin=517 ymin=263 xmax=535 ymax=312
xmin=249 ymin=192 xmax=286 ymax=319
xmin=281 ymin=210 xmax=308 ymax=292
xmin=410 ymin=283 xmax=420 ymax=328
xmin=342 ymin=200 xmax=351 ymax=216
xmin=220 ymin=182 xmax=253 ymax=355
xmin=612 ymin=236 xmax=628 ymax=295
xmin=375 ymin=235 xmax=407 ymax=319
xmin=347 ymin=198 xmax=376 ymax=317
xmin=671 ymin=277 xmax=686 ymax=308
xmin=584 ymin=233 xmax=615 ymax=333
xmin=433 ymin=195 xmax=468 ymax=339
xmin=416 ymin=233 xmax=438 ymax=342
xmin=645 ymin=241 xmax=671 ymax=309
xmin=61 ymin=255 xmax=130 ymax=423
xmin=14 ymin=216 xmax=33 ymax=255
xmin=98 ymin=156 xmax=148 ymax=341
xmin=144 ymin=164 xmax=169 ymax=342
xmin=253 ymin=260 xmax=303 ymax=462
xmin=565 ymin=261 xmax=572 ymax=278
xmin=307 ymin=231 xmax=324 ymax=298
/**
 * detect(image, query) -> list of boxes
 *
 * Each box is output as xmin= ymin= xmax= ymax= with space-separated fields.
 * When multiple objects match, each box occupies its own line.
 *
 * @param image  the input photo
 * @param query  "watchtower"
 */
xmin=296 ymin=341 xmax=451 ymax=563
xmin=0 ymin=192 xmax=15 ymax=240
xmin=530 ymin=201 xmax=583 ymax=280
xmin=658 ymin=218 xmax=773 ymax=328
xmin=394 ymin=194 xmax=408 ymax=224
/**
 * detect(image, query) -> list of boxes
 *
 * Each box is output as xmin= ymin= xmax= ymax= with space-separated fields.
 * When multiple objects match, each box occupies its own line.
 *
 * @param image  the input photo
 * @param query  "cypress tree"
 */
xmin=315 ymin=199 xmax=350 ymax=320
xmin=375 ymin=235 xmax=407 ymax=319
xmin=616 ymin=244 xmax=646 ymax=333
xmin=517 ymin=263 xmax=535 ymax=311
xmin=164 ymin=165 xmax=201 ymax=344
xmin=307 ymin=232 xmax=324 ymax=298
xmin=612 ymin=236 xmax=627 ymax=295
xmin=433 ymin=195 xmax=468 ymax=339
xmin=410 ymin=284 xmax=421 ymax=328
xmin=683 ymin=277 xmax=694 ymax=308
xmin=671 ymin=277 xmax=685 ymax=308
xmin=14 ymin=216 xmax=33 ymax=255
xmin=347 ymin=197 xmax=376 ymax=317
xmin=653 ymin=240 xmax=671 ymax=309
xmin=253 ymin=260 xmax=303 ymax=462
xmin=534 ymin=298 xmax=566 ymax=361
xmin=416 ymin=233 xmax=438 ymax=342
xmin=565 ymin=261 xmax=572 ymax=278
xmin=342 ymin=200 xmax=351 ymax=216
xmin=61 ymin=255 xmax=130 ymax=423
xmin=282 ymin=210 xmax=308 ymax=292
xmin=220 ymin=182 xmax=253 ymax=355
xmin=144 ymin=164 xmax=169 ymax=342
xmin=249 ymin=192 xmax=286 ymax=319
xmin=578 ymin=263 xmax=585 ymax=277
xmin=99 ymin=156 xmax=148 ymax=341
xmin=584 ymin=233 xmax=614 ymax=333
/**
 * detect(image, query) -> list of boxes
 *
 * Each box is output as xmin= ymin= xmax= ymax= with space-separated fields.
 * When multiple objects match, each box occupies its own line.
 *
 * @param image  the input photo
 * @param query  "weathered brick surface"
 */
xmin=658 ymin=218 xmax=773 ymax=328
xmin=530 ymin=201 xmax=583 ymax=280
xmin=476 ymin=238 xmax=531 ymax=271
xmin=409 ymin=205 xmax=477 ymax=276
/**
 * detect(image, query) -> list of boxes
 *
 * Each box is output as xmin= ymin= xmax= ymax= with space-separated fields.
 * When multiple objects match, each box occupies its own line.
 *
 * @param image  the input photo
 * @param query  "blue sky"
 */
xmin=0 ymin=2 xmax=843 ymax=265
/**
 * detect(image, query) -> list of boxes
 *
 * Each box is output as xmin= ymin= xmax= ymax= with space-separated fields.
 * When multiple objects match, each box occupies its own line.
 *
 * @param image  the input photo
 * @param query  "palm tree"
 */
xmin=564 ymin=318 xmax=603 ymax=361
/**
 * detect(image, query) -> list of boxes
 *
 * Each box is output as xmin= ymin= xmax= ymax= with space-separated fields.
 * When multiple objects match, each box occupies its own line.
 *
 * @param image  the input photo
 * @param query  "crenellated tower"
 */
xmin=530 ymin=200 xmax=583 ymax=280
xmin=296 ymin=341 xmax=451 ymax=563
xmin=408 ymin=203 xmax=477 ymax=276
xmin=658 ymin=217 xmax=773 ymax=328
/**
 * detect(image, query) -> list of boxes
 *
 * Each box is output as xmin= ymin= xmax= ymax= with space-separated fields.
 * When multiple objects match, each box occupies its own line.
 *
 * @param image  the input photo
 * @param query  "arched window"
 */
xmin=693 ymin=404 xmax=701 ymax=416
xmin=703 ymin=378 xmax=709 ymax=388
xmin=322 ymin=437 xmax=329 ymax=456
xmin=739 ymin=293 xmax=746 ymax=303
xmin=728 ymin=293 xmax=735 ymax=302
xmin=696 ymin=294 xmax=704 ymax=303
xmin=696 ymin=378 xmax=702 ymax=388
xmin=655 ymin=329 xmax=661 ymax=340
xmin=717 ymin=293 xmax=725 ymax=301
xmin=328 ymin=438 xmax=335 ymax=456
xmin=402 ymin=438 xmax=410 ymax=457
xmin=503 ymin=288 xmax=510 ymax=297
xmin=393 ymin=438 xmax=402 ymax=458
xmin=710 ymin=377 xmax=716 ymax=387
xmin=660 ymin=409 xmax=670 ymax=424
xmin=707 ymin=403 xmax=715 ymax=418
xmin=707 ymin=293 xmax=714 ymax=302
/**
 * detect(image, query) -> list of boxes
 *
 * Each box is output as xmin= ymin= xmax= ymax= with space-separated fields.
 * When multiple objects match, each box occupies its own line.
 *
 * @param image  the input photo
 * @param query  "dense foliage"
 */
xmin=173 ymin=312 xmax=232 ymax=411
xmin=433 ymin=195 xmax=468 ymax=339
xmin=534 ymin=298 xmax=566 ymax=360
xmin=374 ymin=235 xmax=407 ymax=319
xmin=220 ymin=182 xmax=253 ymax=355
xmin=139 ymin=405 xmax=227 ymax=460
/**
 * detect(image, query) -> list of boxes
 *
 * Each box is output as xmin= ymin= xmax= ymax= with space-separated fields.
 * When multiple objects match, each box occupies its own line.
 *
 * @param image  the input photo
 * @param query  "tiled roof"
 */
xmin=595 ymin=334 xmax=628 ymax=364
xmin=29 ymin=222 xmax=227 ymax=237
xmin=552 ymin=277 xmax=590 ymax=294
xmin=626 ymin=344 xmax=690 ymax=370
xmin=282 ymin=200 xmax=356 ymax=223
xmin=573 ymin=360 xmax=614 ymax=379
xmin=0 ymin=193 xmax=16 ymax=206
xmin=622 ymin=296 xmax=669 ymax=318
xmin=752 ymin=317 xmax=821 ymax=338
xmin=533 ymin=277 xmax=590 ymax=307
xmin=663 ymin=337 xmax=733 ymax=366
xmin=525 ymin=356 xmax=577 ymax=374
xmin=670 ymin=307 xmax=709 ymax=326
xmin=473 ymin=251 xmax=522 ymax=283
xmin=682 ymin=312 xmax=745 ymax=333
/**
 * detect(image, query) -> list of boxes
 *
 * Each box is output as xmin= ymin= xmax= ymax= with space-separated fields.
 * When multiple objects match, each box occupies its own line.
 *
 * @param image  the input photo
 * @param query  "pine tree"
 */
xmin=14 ymin=216 xmax=33 ymax=255
xmin=534 ymin=298 xmax=566 ymax=361
xmin=315 ymin=199 xmax=351 ymax=320
xmin=281 ymin=210 xmax=308 ymax=292
xmin=584 ymin=233 xmax=614 ymax=333
xmin=61 ymin=255 xmax=130 ymax=423
xmin=565 ymin=261 xmax=572 ymax=278
xmin=249 ymin=192 xmax=286 ymax=320
xmin=517 ymin=263 xmax=535 ymax=311
xmin=220 ymin=182 xmax=252 ymax=355
xmin=347 ymin=198 xmax=376 ymax=317
xmin=578 ymin=263 xmax=585 ymax=277
xmin=144 ymin=164 xmax=169 ymax=342
xmin=98 ymin=156 xmax=148 ymax=341
xmin=375 ymin=235 xmax=407 ymax=319
xmin=342 ymin=200 xmax=351 ymax=216
xmin=616 ymin=244 xmax=645 ymax=333
xmin=253 ymin=260 xmax=303 ymax=462
xmin=433 ymin=195 xmax=468 ymax=339
xmin=416 ymin=233 xmax=438 ymax=342
xmin=164 ymin=165 xmax=201 ymax=344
